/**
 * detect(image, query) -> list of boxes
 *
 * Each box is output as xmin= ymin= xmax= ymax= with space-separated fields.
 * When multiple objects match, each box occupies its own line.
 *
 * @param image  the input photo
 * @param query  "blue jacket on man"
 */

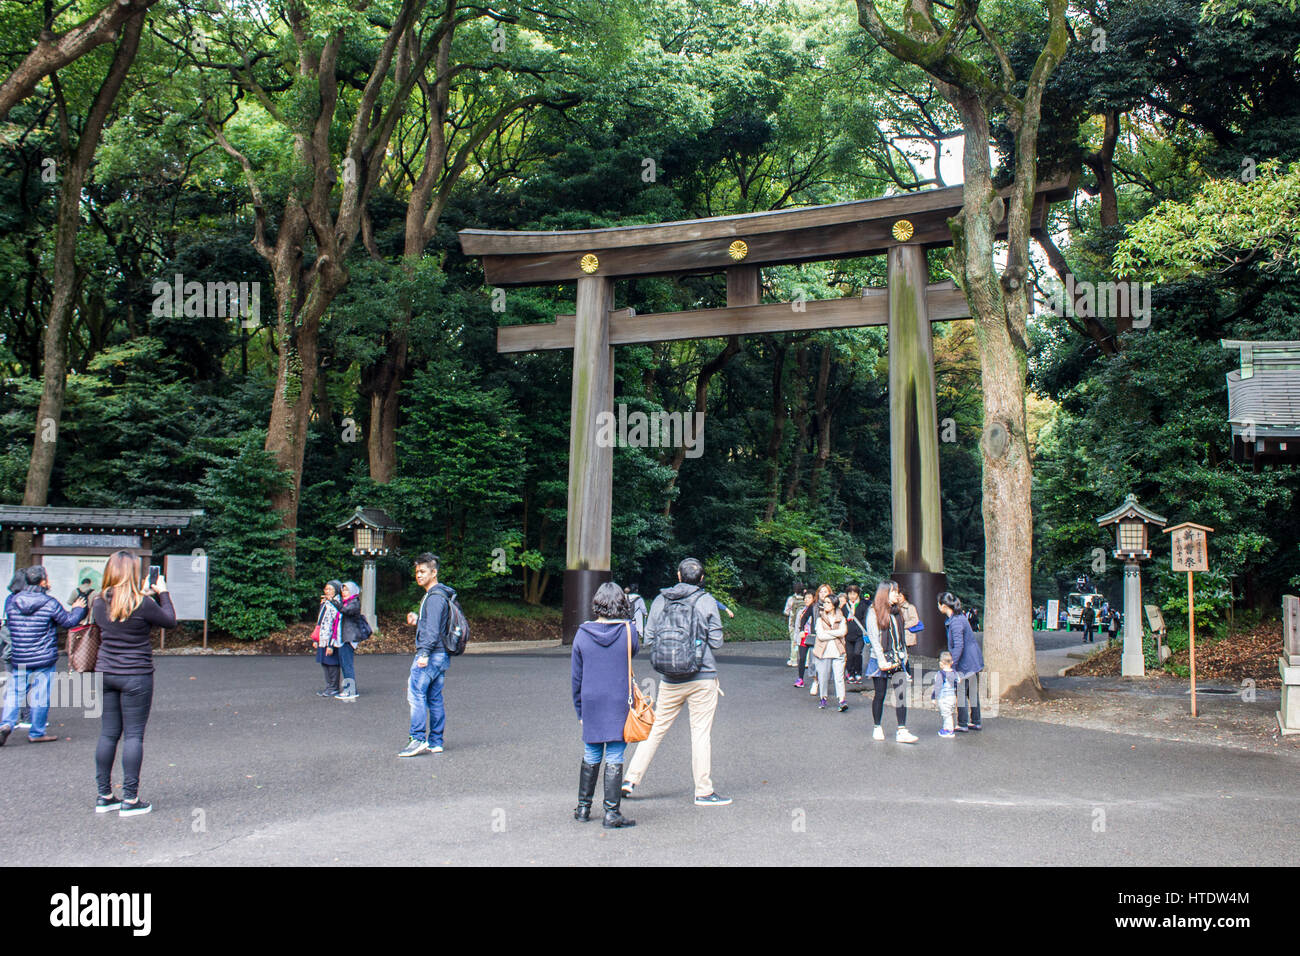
xmin=7 ymin=585 xmax=86 ymax=670
xmin=945 ymin=611 xmax=984 ymax=677
xmin=415 ymin=582 xmax=455 ymax=657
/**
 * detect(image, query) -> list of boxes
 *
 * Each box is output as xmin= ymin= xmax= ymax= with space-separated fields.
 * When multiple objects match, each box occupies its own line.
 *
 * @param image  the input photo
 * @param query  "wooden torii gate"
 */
xmin=458 ymin=179 xmax=1071 ymax=653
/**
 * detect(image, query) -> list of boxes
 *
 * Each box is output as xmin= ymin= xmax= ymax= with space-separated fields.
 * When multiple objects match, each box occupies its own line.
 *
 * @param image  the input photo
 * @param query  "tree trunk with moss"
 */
xmin=857 ymin=0 xmax=1070 ymax=698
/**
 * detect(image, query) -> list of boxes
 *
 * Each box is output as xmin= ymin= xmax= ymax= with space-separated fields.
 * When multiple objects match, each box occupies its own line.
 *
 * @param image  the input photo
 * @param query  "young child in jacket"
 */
xmin=933 ymin=651 xmax=959 ymax=738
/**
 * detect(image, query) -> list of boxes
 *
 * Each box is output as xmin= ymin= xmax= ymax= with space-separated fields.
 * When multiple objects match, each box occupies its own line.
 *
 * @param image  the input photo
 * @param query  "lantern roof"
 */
xmin=1096 ymin=494 xmax=1167 ymax=528
xmin=335 ymin=507 xmax=403 ymax=534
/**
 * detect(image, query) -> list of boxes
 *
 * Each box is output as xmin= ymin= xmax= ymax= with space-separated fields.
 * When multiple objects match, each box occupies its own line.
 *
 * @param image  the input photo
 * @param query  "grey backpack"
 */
xmin=649 ymin=590 xmax=708 ymax=679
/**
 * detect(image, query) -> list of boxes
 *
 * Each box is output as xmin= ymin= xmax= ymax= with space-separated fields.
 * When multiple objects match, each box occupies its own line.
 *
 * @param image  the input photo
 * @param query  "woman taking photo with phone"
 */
xmin=91 ymin=551 xmax=177 ymax=816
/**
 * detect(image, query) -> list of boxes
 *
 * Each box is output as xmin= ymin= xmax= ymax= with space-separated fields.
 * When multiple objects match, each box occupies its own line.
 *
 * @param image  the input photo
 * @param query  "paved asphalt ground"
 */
xmin=2 ymin=642 xmax=1297 ymax=866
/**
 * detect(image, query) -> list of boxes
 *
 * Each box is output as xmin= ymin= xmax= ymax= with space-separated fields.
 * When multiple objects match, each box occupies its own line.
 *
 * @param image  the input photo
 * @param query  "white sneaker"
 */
xmin=809 ymin=679 xmax=819 ymax=696
xmin=896 ymin=728 xmax=918 ymax=744
xmin=785 ymin=659 xmax=795 ymax=667
xmin=429 ymin=745 xmax=444 ymax=754
xmin=872 ymin=725 xmax=885 ymax=741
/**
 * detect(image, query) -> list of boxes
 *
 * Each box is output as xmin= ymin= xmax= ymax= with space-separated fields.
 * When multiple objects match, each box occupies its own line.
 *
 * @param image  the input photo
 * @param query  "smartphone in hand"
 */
xmin=148 ymin=565 xmax=160 ymax=586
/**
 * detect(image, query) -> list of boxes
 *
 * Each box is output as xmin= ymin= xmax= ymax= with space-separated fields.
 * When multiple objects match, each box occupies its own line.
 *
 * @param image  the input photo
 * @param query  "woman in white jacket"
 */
xmin=811 ymin=595 xmax=849 ymax=712
xmin=864 ymin=581 xmax=918 ymax=743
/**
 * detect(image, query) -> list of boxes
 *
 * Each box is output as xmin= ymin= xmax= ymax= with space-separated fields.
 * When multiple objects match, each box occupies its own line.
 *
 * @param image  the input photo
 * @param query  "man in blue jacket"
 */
xmin=398 ymin=553 xmax=454 ymax=758
xmin=1 ymin=565 xmax=87 ymax=745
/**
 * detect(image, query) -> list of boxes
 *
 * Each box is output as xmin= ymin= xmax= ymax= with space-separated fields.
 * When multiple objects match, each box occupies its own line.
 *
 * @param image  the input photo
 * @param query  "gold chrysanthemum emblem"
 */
xmin=579 ymin=253 xmax=599 ymax=274
xmin=727 ymin=240 xmax=748 ymax=261
xmin=891 ymin=219 xmax=914 ymax=242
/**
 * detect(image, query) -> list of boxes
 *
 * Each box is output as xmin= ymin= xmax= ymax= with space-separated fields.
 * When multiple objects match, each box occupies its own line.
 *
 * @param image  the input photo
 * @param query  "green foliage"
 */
xmin=1115 ymin=160 xmax=1300 ymax=280
xmin=720 ymin=604 xmax=789 ymax=643
xmin=1152 ymin=563 xmax=1234 ymax=637
xmin=385 ymin=355 xmax=525 ymax=594
xmin=188 ymin=432 xmax=299 ymax=640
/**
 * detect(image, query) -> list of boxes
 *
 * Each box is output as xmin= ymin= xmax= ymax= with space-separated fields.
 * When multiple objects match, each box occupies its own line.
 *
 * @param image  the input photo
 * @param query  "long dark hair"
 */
xmin=872 ymin=581 xmax=896 ymax=630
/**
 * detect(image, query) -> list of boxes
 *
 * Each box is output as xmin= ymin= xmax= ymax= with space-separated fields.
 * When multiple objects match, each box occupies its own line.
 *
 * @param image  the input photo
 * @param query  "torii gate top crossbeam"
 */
xmin=458 ymin=178 xmax=1072 ymax=287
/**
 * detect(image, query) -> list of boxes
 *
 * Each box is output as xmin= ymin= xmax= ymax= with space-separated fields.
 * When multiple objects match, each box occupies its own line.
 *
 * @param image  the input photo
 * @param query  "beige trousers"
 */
xmin=625 ymin=677 xmax=719 ymax=798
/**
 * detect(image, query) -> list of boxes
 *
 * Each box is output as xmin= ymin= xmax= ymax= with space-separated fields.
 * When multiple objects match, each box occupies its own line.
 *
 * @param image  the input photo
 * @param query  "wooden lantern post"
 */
xmin=1164 ymin=522 xmax=1213 ymax=717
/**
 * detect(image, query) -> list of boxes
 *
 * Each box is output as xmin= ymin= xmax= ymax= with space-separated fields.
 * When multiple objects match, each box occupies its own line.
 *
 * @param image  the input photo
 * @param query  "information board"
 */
xmin=1046 ymin=599 xmax=1060 ymax=630
xmin=164 ymin=554 xmax=209 ymax=622
xmin=41 ymin=554 xmax=106 ymax=608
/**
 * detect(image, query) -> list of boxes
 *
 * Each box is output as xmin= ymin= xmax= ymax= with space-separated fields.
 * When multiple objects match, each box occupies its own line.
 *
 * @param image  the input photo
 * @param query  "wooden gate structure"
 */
xmin=458 ymin=179 xmax=1072 ymax=653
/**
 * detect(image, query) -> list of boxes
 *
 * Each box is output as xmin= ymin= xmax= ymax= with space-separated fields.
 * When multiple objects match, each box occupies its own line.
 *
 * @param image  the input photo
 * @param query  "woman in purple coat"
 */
xmin=570 ymin=582 xmax=639 ymax=829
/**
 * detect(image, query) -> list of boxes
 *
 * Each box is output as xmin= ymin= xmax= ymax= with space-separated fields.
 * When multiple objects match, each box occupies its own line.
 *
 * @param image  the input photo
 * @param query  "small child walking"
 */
xmin=934 ymin=651 xmax=959 ymax=738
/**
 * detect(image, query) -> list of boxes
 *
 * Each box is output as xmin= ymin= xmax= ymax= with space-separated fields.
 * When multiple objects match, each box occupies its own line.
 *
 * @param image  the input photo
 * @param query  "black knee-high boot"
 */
xmin=603 ymin=763 xmax=636 ymax=828
xmin=574 ymin=761 xmax=600 ymax=822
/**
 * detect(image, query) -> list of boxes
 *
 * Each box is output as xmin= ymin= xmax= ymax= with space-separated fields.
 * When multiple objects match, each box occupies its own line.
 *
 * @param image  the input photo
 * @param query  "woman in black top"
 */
xmin=90 ymin=550 xmax=176 ymax=816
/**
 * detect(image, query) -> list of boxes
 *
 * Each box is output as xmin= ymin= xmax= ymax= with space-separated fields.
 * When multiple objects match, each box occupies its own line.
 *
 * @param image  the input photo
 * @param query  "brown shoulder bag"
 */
xmin=68 ymin=622 xmax=101 ymax=673
xmin=622 ymin=621 xmax=655 ymax=743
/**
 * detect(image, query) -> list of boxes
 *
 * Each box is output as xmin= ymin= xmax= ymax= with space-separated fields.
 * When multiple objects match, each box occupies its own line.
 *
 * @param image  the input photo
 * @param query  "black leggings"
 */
xmin=96 ymin=673 xmax=154 ymax=801
xmin=845 ymin=637 xmax=864 ymax=677
xmin=797 ymin=643 xmax=813 ymax=680
xmin=871 ymin=673 xmax=907 ymax=728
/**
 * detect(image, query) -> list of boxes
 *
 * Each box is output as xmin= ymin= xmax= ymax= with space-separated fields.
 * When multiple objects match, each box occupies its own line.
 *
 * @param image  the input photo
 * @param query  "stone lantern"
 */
xmin=335 ymin=507 xmax=402 ymax=631
xmin=1097 ymin=494 xmax=1167 ymax=676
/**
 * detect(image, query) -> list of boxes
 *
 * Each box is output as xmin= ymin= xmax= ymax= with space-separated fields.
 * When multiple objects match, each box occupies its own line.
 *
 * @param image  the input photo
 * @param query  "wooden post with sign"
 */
xmin=1164 ymin=522 xmax=1213 ymax=716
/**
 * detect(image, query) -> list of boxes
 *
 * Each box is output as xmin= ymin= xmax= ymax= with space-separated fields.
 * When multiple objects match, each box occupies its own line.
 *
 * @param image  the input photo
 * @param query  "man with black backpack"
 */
xmin=398 ymin=553 xmax=456 ymax=758
xmin=622 ymin=557 xmax=731 ymax=807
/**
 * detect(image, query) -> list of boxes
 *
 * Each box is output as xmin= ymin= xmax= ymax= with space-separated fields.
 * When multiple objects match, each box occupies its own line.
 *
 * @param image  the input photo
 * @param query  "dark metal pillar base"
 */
xmin=892 ymin=569 xmax=950 ymax=659
xmin=562 ymin=568 xmax=613 ymax=646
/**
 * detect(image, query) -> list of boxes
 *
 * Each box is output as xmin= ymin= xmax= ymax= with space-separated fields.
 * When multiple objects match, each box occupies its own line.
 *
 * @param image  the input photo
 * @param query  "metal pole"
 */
xmin=1188 ymin=569 xmax=1197 ymax=717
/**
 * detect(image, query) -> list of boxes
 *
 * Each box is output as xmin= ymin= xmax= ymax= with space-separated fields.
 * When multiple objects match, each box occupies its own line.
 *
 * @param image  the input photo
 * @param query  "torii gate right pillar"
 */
xmin=888 ymin=244 xmax=949 ymax=655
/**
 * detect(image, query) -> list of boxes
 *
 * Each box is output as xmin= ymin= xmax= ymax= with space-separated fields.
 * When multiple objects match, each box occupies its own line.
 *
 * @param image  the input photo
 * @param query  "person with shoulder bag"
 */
xmin=842 ymin=584 xmax=867 ymax=684
xmin=90 ymin=551 xmax=177 ymax=815
xmin=570 ymin=582 xmax=641 ymax=828
xmin=812 ymin=593 xmax=849 ymax=712
xmin=335 ymin=581 xmax=368 ymax=700
xmin=793 ymin=590 xmax=817 ymax=688
xmin=312 ymin=580 xmax=344 ymax=698
xmin=865 ymin=580 xmax=917 ymax=744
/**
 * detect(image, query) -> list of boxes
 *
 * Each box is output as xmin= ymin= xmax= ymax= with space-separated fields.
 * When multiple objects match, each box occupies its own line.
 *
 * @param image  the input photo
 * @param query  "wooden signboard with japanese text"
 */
xmin=1170 ymin=526 xmax=1209 ymax=572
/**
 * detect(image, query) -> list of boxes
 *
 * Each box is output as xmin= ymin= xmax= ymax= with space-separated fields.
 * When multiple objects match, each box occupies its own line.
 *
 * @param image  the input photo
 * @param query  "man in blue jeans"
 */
xmin=1 ymin=565 xmax=86 ymax=746
xmin=398 ymin=553 xmax=455 ymax=758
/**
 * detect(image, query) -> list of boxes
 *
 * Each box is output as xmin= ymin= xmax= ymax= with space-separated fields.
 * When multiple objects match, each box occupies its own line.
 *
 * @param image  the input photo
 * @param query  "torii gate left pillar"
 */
xmin=562 ymin=275 xmax=615 ymax=638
